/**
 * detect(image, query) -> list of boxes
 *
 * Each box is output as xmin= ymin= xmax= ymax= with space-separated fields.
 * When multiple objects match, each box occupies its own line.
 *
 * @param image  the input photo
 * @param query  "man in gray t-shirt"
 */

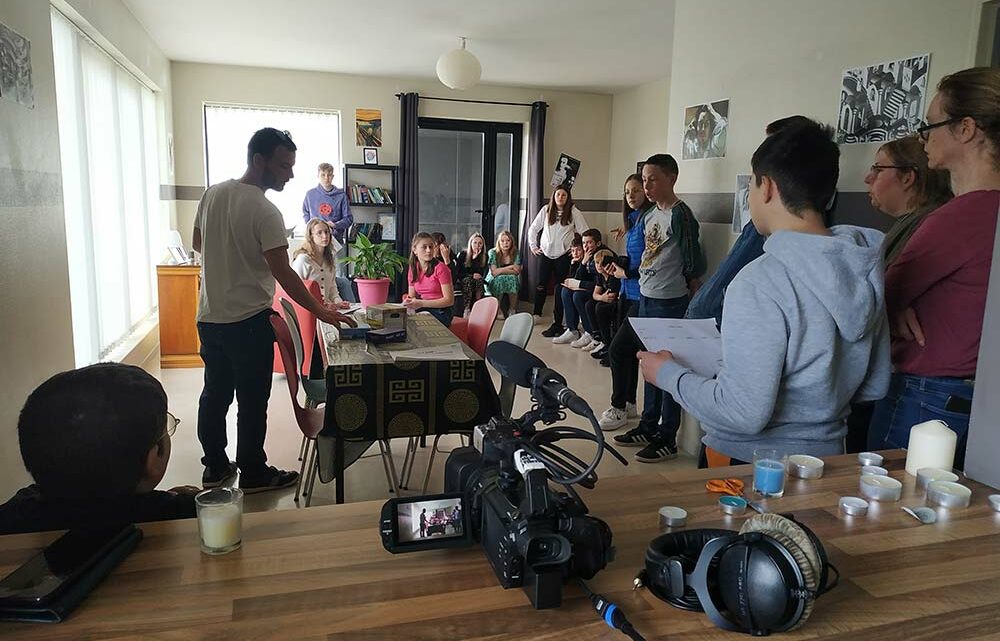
xmin=193 ymin=128 xmax=354 ymax=493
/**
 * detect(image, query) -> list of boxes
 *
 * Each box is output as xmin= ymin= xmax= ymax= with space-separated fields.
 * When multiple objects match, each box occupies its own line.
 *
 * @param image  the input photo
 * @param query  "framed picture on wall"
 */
xmin=363 ymin=147 xmax=379 ymax=165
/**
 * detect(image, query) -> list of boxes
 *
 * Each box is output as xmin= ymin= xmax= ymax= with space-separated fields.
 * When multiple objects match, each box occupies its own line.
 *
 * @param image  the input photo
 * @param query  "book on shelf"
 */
xmin=348 ymin=184 xmax=394 ymax=206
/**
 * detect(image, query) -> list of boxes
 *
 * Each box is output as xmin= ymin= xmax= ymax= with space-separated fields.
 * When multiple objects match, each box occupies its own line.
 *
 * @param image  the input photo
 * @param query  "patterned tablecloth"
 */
xmin=317 ymin=313 xmax=500 ymax=492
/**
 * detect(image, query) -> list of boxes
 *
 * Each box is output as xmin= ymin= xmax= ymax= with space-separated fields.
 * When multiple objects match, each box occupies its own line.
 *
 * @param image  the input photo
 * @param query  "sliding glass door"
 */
xmin=417 ymin=118 xmax=522 ymax=250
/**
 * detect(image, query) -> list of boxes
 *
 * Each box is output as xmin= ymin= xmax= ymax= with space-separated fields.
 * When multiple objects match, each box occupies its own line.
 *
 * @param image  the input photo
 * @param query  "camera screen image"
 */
xmin=397 ymin=497 xmax=464 ymax=543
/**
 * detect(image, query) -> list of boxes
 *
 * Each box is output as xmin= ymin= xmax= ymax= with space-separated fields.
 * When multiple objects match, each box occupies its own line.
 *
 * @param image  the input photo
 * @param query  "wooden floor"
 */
xmin=1 ymin=450 xmax=998 ymax=640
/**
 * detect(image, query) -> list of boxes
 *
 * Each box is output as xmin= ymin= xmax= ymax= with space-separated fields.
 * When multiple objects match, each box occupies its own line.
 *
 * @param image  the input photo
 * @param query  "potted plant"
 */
xmin=342 ymin=232 xmax=407 ymax=306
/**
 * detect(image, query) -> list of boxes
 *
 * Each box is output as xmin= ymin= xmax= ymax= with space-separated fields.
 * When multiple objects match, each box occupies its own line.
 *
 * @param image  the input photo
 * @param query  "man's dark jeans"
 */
xmin=197 ymin=309 xmax=275 ymax=477
xmin=609 ymin=294 xmax=688 ymax=444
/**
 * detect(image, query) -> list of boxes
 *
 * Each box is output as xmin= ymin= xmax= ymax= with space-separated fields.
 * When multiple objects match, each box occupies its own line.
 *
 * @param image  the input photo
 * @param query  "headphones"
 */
xmin=639 ymin=513 xmax=839 ymax=636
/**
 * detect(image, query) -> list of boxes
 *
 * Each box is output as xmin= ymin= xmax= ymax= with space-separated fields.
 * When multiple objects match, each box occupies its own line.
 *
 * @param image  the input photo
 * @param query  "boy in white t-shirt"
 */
xmin=193 ymin=128 xmax=355 ymax=493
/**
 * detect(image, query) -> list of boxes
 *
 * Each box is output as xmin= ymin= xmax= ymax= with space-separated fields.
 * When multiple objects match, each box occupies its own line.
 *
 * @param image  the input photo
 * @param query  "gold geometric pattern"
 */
xmin=449 ymin=360 xmax=476 ymax=383
xmin=444 ymin=389 xmax=480 ymax=424
xmin=387 ymin=412 xmax=425 ymax=437
xmin=392 ymin=359 xmax=421 ymax=371
xmin=389 ymin=379 xmax=425 ymax=403
xmin=333 ymin=393 xmax=367 ymax=432
xmin=332 ymin=364 xmax=363 ymax=387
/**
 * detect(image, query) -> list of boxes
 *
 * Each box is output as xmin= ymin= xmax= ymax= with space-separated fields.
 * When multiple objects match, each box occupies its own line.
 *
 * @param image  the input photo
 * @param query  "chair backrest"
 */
xmin=269 ymin=313 xmax=324 ymax=439
xmin=279 ymin=298 xmax=305 ymax=375
xmin=492 ymin=312 xmax=533 ymax=418
xmin=272 ymin=279 xmax=322 ymax=376
xmin=465 ymin=296 xmax=500 ymax=357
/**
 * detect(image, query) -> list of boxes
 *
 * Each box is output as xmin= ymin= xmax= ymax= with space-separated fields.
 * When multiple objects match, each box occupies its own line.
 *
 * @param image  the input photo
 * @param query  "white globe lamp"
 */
xmin=436 ymin=37 xmax=482 ymax=90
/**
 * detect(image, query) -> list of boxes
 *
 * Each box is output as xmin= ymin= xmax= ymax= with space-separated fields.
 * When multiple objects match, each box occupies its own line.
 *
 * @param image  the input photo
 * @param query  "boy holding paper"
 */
xmin=639 ymin=119 xmax=890 ymax=464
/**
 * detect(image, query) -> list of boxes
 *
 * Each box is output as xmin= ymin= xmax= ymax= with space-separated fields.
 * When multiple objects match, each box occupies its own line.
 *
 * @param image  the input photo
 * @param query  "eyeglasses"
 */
xmin=161 ymin=412 xmax=180 ymax=441
xmin=869 ymin=164 xmax=915 ymax=175
xmin=916 ymin=117 xmax=964 ymax=142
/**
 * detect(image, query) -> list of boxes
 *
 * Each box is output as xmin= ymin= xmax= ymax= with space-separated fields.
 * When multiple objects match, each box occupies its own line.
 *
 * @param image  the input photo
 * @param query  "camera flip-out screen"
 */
xmin=380 ymin=492 xmax=473 ymax=553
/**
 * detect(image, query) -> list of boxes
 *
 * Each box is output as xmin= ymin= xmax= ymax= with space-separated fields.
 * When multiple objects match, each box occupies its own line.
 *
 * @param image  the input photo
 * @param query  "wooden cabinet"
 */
xmin=157 ymin=264 xmax=203 ymax=368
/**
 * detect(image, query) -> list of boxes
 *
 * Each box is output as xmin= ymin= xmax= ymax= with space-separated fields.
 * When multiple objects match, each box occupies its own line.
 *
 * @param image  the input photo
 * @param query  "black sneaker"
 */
xmin=202 ymin=461 xmax=238 ymax=488
xmin=541 ymin=323 xmax=564 ymax=338
xmin=591 ymin=346 xmax=609 ymax=360
xmin=613 ymin=427 xmax=651 ymax=447
xmin=239 ymin=466 xmax=300 ymax=494
xmin=634 ymin=440 xmax=678 ymax=463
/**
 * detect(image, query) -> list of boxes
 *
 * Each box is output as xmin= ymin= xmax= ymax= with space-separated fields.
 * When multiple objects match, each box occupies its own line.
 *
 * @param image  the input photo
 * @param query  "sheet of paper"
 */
xmin=629 ymin=317 xmax=723 ymax=378
xmin=332 ymin=236 xmax=344 ymax=253
xmin=390 ymin=343 xmax=470 ymax=361
xmin=342 ymin=303 xmax=363 ymax=314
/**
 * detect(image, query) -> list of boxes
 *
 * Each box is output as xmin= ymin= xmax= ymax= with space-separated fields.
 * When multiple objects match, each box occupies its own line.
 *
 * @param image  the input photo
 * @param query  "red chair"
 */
xmin=269 ymin=313 xmax=324 ymax=504
xmin=272 ymin=279 xmax=322 ymax=376
xmin=449 ymin=296 xmax=499 ymax=357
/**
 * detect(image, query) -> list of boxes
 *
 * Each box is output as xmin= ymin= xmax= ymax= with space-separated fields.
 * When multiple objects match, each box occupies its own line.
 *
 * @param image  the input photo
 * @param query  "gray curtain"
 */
xmin=398 ymin=92 xmax=419 ymax=290
xmin=520 ymin=101 xmax=548 ymax=299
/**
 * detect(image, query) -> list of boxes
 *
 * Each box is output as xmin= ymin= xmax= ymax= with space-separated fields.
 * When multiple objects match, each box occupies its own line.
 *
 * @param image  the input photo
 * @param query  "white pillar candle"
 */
xmin=199 ymin=504 xmax=242 ymax=550
xmin=904 ymin=420 xmax=957 ymax=476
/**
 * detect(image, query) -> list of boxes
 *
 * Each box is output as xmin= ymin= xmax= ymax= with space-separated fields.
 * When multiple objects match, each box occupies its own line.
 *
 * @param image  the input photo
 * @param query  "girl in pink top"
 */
xmin=402 ymin=232 xmax=455 ymax=326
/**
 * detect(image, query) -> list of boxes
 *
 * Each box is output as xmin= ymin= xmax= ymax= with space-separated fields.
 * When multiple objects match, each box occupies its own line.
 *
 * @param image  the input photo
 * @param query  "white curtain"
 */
xmin=204 ymin=104 xmax=342 ymax=232
xmin=51 ymin=9 xmax=160 ymax=366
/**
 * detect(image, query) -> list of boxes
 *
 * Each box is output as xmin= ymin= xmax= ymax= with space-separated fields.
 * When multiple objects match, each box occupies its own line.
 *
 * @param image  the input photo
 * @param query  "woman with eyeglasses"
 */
xmin=867 ymin=67 xmax=1000 ymax=468
xmin=845 ymin=136 xmax=952 ymax=452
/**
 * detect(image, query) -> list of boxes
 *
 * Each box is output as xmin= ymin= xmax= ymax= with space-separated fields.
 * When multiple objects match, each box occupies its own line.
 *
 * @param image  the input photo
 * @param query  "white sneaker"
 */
xmin=626 ymin=402 xmax=638 ymax=418
xmin=598 ymin=406 xmax=629 ymax=431
xmin=570 ymin=332 xmax=593 ymax=348
xmin=552 ymin=329 xmax=579 ymax=344
xmin=584 ymin=340 xmax=605 ymax=352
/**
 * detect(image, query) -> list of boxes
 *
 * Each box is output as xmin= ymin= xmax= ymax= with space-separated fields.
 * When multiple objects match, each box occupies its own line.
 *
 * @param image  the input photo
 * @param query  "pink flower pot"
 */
xmin=355 ymin=278 xmax=391 ymax=307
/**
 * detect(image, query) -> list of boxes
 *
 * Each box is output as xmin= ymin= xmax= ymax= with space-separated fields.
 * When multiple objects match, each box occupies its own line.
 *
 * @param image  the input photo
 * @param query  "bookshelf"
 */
xmin=343 ymin=163 xmax=398 ymax=243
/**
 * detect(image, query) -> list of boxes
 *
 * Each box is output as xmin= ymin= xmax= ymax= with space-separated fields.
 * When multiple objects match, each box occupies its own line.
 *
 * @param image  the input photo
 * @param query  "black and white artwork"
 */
xmin=683 ymin=100 xmax=729 ymax=160
xmin=550 ymin=153 xmax=581 ymax=189
xmin=0 ymin=21 xmax=33 ymax=108
xmin=837 ymin=54 xmax=929 ymax=145
xmin=732 ymin=174 xmax=752 ymax=234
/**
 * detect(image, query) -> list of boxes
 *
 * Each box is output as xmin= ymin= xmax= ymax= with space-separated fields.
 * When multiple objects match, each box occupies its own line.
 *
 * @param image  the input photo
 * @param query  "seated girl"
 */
xmin=402 ymin=232 xmax=455 ymax=326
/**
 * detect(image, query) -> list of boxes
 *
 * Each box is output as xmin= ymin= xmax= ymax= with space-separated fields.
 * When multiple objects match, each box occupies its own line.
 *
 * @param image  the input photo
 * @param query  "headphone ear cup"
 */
xmin=739 ymin=514 xmax=822 ymax=630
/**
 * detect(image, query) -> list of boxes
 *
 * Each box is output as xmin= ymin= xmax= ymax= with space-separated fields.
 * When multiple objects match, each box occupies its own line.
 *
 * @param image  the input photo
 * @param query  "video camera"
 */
xmin=380 ymin=342 xmax=628 ymax=609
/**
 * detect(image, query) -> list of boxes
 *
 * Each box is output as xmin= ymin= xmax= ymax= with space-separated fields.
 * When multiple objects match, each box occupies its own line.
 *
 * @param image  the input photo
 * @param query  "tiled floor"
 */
xmin=155 ymin=314 xmax=697 ymax=513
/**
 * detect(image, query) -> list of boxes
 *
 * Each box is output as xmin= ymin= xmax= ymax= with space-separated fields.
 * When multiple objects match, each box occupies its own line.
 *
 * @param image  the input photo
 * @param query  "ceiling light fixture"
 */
xmin=436 ymin=36 xmax=482 ymax=90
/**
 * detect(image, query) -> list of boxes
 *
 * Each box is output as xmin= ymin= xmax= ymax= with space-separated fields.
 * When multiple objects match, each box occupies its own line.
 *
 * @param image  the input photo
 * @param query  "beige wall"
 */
xmin=607 ymin=77 xmax=671 ymax=196
xmin=0 ymin=0 xmax=173 ymax=499
xmin=170 ymin=62 xmax=613 ymax=245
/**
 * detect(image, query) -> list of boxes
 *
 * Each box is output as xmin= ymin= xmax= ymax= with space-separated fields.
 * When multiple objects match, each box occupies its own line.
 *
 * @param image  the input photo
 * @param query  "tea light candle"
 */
xmin=988 ymin=494 xmax=1000 ymax=513
xmin=926 ymin=481 xmax=972 ymax=508
xmin=659 ymin=506 xmax=688 ymax=528
xmin=788 ymin=454 xmax=824 ymax=479
xmin=859 ymin=474 xmax=903 ymax=502
xmin=861 ymin=465 xmax=888 ymax=477
xmin=839 ymin=496 xmax=869 ymax=516
xmin=916 ymin=467 xmax=959 ymax=490
xmin=719 ymin=495 xmax=748 ymax=516
xmin=857 ymin=452 xmax=884 ymax=467
xmin=199 ymin=504 xmax=242 ymax=550
xmin=905 ymin=420 xmax=957 ymax=476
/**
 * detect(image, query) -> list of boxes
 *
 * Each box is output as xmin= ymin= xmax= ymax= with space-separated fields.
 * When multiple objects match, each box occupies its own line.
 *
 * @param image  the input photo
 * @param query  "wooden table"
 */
xmin=318 ymin=313 xmax=500 ymax=503
xmin=1 ymin=450 xmax=998 ymax=640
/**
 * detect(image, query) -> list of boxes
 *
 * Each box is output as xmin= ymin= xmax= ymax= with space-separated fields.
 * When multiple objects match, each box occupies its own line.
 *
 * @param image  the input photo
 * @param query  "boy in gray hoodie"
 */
xmin=639 ymin=119 xmax=890 ymax=463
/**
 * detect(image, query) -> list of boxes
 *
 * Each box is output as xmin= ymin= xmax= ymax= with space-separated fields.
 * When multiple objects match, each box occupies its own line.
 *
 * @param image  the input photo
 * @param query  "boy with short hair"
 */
xmin=0 ymin=363 xmax=199 ymax=534
xmin=640 ymin=120 xmax=890 ymax=462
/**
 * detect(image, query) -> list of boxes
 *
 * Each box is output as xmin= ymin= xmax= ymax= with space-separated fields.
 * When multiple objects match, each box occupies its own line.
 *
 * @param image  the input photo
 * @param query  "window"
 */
xmin=51 ymin=8 xmax=162 ymax=366
xmin=203 ymin=104 xmax=342 ymax=232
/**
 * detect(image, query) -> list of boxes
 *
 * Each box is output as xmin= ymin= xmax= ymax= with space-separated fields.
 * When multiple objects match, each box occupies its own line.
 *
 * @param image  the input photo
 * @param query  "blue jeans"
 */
xmin=335 ymin=277 xmax=357 ymax=303
xmin=421 ymin=307 xmax=453 ymax=327
xmin=561 ymin=287 xmax=593 ymax=333
xmin=686 ymin=222 xmax=765 ymax=326
xmin=638 ymin=294 xmax=689 ymax=443
xmin=868 ymin=373 xmax=973 ymax=469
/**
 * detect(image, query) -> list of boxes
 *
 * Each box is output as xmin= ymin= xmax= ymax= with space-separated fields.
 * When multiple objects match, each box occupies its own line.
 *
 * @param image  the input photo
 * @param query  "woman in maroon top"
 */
xmin=868 ymin=67 xmax=1000 ymax=469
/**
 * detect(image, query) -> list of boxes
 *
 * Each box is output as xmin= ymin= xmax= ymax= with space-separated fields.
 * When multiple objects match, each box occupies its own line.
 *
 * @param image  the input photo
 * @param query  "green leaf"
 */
xmin=346 ymin=232 xmax=406 ymax=279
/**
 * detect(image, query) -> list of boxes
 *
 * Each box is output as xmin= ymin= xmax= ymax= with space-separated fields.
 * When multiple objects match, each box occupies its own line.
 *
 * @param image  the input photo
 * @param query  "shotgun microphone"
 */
xmin=486 ymin=342 xmax=593 ymax=417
